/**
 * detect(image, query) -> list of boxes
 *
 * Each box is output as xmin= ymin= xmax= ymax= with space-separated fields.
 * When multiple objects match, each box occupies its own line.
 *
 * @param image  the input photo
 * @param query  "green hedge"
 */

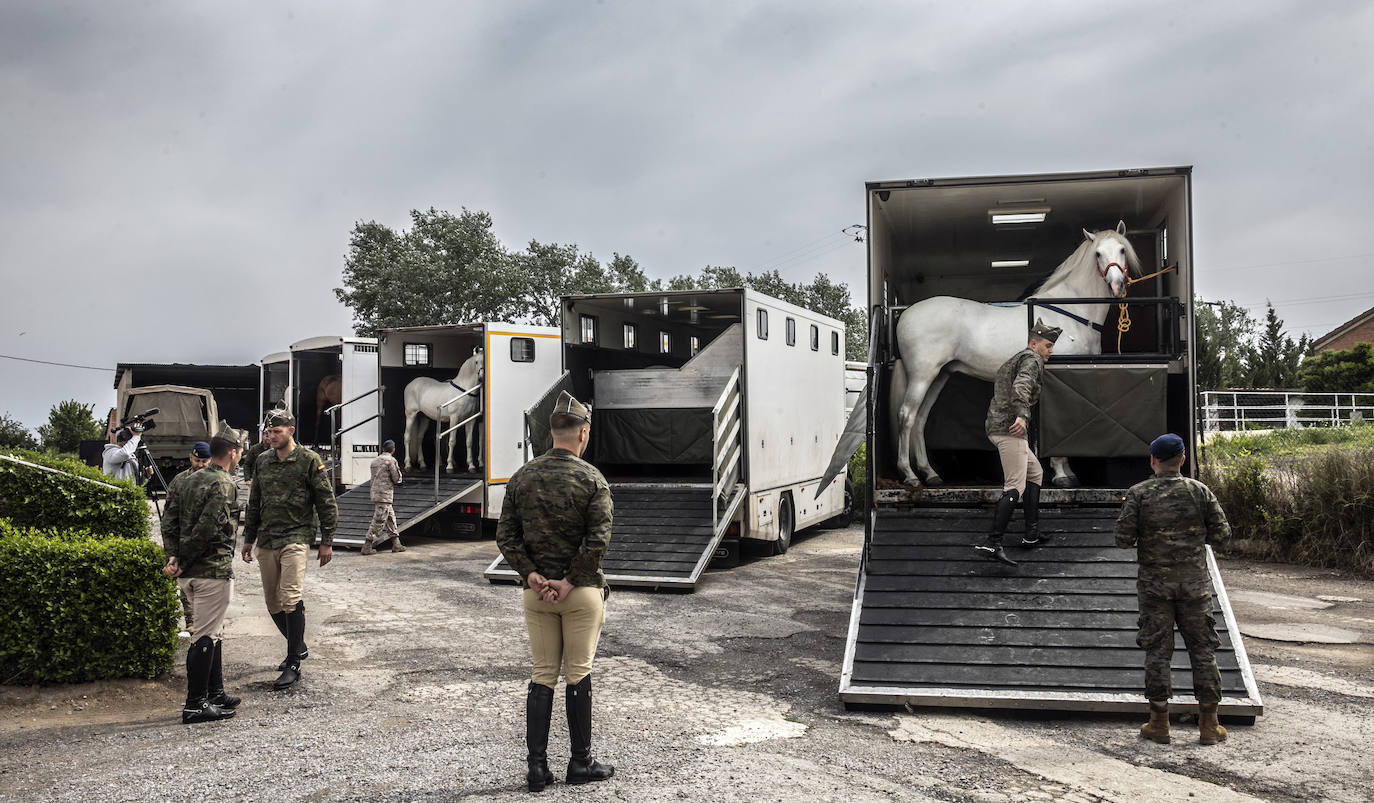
xmin=0 ymin=447 xmax=149 ymax=541
xmin=0 ymin=520 xmax=178 ymax=683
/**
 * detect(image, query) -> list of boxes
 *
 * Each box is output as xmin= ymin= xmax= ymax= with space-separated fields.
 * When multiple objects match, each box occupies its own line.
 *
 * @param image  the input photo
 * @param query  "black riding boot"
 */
xmin=1019 ymin=482 xmax=1046 ymax=547
xmin=565 ymin=675 xmax=614 ymax=785
xmin=271 ymin=609 xmax=308 ymax=671
xmin=526 ymin=682 xmax=556 ymax=792
xmin=973 ymin=490 xmax=1019 ymax=566
xmin=183 ymin=636 xmax=235 ymax=724
xmin=274 ymin=601 xmax=306 ymax=690
xmin=208 ymin=640 xmax=241 ymax=709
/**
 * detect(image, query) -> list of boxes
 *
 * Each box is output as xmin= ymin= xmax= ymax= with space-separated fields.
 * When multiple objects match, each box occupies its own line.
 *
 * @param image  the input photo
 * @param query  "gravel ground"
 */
xmin=2 ymin=524 xmax=1373 ymax=802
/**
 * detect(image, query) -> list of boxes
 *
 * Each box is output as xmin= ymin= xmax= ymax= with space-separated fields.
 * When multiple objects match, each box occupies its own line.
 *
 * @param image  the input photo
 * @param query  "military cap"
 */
xmin=551 ymin=390 xmax=591 ymax=424
xmin=210 ymin=429 xmax=243 ymax=451
xmin=1030 ymin=318 xmax=1062 ymax=343
xmin=191 ymin=441 xmax=212 ymax=458
xmin=382 ymin=439 xmax=396 ymax=450
xmin=264 ymin=409 xmax=295 ymax=427
xmin=1149 ymin=433 xmax=1185 ymax=460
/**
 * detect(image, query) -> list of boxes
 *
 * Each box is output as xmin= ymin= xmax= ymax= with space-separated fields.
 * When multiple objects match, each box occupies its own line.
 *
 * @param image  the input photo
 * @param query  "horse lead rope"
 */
xmin=1114 ymin=265 xmax=1178 ymax=353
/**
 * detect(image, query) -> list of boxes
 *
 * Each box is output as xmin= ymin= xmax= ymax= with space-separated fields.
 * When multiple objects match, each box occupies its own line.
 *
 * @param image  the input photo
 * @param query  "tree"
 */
xmin=1194 ymin=299 xmax=1258 ymax=390
xmin=1298 ymin=342 xmax=1374 ymax=393
xmin=37 ymin=400 xmax=105 ymax=454
xmin=0 ymin=412 xmax=39 ymax=450
xmin=1245 ymin=303 xmax=1309 ymax=388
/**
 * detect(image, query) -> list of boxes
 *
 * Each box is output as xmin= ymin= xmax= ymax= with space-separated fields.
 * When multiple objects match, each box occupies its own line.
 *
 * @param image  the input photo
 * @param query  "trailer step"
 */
xmin=839 ymin=506 xmax=1263 ymax=715
xmin=332 ymin=474 xmax=481 ymax=547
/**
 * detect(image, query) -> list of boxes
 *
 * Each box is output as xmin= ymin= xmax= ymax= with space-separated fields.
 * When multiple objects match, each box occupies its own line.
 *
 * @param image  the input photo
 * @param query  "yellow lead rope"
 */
xmin=1115 ymin=265 xmax=1178 ymax=353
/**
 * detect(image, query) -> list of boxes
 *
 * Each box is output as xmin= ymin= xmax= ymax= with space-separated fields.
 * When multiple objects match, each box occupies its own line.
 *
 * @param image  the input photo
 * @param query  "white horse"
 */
xmin=891 ymin=222 xmax=1141 ymax=487
xmin=403 ymin=349 xmax=485 ymax=473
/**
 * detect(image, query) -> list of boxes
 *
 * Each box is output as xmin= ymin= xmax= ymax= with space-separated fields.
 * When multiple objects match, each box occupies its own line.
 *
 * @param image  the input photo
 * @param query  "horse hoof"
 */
xmin=900 ymin=476 xmax=922 ymax=488
xmin=922 ymin=475 xmax=944 ymax=488
xmin=1052 ymin=476 xmax=1078 ymax=489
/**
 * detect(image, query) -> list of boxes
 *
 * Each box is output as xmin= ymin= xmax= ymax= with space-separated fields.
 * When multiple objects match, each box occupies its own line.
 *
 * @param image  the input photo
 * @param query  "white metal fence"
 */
xmin=1201 ymin=390 xmax=1374 ymax=434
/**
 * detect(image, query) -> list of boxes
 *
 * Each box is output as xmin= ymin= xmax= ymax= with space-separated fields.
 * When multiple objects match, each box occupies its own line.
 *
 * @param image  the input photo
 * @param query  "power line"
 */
xmin=0 ymin=353 xmax=113 ymax=372
xmin=1208 ymin=252 xmax=1374 ymax=274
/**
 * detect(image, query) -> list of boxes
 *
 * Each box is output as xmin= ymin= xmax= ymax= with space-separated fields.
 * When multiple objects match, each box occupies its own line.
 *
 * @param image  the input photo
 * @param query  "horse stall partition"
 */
xmin=259 ymin=351 xmax=291 ymax=422
xmin=843 ymin=167 xmax=1264 ymax=718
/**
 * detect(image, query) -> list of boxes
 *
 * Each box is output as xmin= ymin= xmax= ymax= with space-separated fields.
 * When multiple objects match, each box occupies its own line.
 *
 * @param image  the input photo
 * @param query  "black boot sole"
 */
xmin=182 ymin=707 xmax=236 ymax=724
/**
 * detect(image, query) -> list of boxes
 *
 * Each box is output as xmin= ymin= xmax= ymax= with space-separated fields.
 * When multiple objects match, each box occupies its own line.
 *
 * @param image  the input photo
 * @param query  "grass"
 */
xmin=1203 ymin=421 xmax=1374 ymax=461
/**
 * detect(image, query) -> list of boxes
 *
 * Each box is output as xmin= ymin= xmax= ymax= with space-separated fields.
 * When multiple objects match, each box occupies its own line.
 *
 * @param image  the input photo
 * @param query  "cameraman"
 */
xmin=102 ymin=427 xmax=149 ymax=482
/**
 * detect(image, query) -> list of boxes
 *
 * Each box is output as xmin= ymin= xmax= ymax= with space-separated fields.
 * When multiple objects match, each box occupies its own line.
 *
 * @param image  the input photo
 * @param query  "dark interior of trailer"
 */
xmin=563 ymin=291 xmax=744 ymax=480
xmin=292 ymin=350 xmax=342 ymax=450
xmin=378 ymin=328 xmax=484 ymax=474
xmin=871 ymin=174 xmax=1190 ymax=488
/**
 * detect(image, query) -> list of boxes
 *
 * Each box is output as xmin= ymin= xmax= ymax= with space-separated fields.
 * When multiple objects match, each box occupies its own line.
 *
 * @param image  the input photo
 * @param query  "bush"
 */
xmin=0 ymin=447 xmax=149 ymax=541
xmin=0 ymin=520 xmax=178 ymax=683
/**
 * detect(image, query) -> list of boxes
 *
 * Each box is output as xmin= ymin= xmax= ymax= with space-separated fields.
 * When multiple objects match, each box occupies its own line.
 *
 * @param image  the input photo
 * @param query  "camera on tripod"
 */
xmin=112 ymin=408 xmax=160 ymax=440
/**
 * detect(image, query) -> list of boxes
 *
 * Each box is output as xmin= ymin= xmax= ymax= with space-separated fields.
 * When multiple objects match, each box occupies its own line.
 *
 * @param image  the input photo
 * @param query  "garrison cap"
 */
xmin=551 ymin=390 xmax=591 ymax=424
xmin=264 ymin=409 xmax=295 ymax=427
xmin=210 ymin=429 xmax=243 ymax=451
xmin=1030 ymin=318 xmax=1062 ymax=343
xmin=1149 ymin=433 xmax=1186 ymax=460
xmin=191 ymin=441 xmax=212 ymax=458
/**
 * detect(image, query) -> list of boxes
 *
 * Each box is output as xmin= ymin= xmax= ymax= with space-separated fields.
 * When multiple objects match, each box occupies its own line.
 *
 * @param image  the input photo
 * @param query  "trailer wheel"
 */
xmin=822 ymin=478 xmax=855 ymax=529
xmin=770 ymin=493 xmax=794 ymax=555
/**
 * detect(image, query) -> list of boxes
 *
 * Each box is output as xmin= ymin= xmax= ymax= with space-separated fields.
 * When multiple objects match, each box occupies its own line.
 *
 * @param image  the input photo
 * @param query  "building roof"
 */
xmin=1312 ymin=305 xmax=1374 ymax=352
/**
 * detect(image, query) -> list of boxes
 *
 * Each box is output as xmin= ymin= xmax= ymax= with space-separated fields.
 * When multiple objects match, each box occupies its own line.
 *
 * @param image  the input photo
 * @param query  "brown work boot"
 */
xmin=1139 ymin=701 xmax=1170 ymax=744
xmin=1198 ymin=703 xmax=1228 ymax=745
xmin=360 ymin=541 xmax=377 ymax=556
xmin=390 ymin=538 xmax=406 ymax=553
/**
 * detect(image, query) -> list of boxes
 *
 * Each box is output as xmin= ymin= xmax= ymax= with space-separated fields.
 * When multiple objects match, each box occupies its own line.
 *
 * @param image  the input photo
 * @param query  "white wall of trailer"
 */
xmin=339 ymin=339 xmax=380 ymax=488
xmin=482 ymin=325 xmax=563 ymax=519
xmin=741 ymin=290 xmax=848 ymax=540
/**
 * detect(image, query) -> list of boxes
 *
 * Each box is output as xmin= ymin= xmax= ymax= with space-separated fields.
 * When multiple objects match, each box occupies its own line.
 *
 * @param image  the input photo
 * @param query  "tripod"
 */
xmin=134 ymin=438 xmax=171 ymax=526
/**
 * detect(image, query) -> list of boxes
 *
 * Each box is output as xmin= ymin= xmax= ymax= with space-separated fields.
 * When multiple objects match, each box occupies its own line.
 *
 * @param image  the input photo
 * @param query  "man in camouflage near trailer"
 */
xmin=163 ymin=441 xmax=213 ymax=635
xmin=974 ymin=319 xmax=1061 ymax=566
xmin=161 ymin=431 xmax=243 ymax=724
xmin=496 ymin=391 xmax=615 ymax=792
xmin=361 ymin=439 xmax=405 ymax=556
xmin=241 ymin=410 xmax=338 ymax=691
xmin=1115 ymin=433 xmax=1231 ymax=746
xmin=240 ymin=419 xmax=275 ymax=485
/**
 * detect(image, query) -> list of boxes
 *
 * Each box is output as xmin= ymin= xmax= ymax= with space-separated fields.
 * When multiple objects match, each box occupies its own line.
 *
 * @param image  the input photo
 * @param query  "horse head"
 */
xmin=1082 ymin=221 xmax=1140 ymax=299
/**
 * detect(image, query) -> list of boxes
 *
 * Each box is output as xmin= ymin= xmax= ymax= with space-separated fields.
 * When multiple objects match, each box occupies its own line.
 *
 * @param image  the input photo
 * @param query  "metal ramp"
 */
xmin=332 ymin=473 xmax=481 ymax=548
xmin=840 ymin=505 xmax=1263 ymax=715
xmin=484 ymin=482 xmax=744 ymax=590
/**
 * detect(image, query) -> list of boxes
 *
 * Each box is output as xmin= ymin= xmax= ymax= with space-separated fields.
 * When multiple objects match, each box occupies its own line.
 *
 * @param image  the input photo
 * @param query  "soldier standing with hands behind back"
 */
xmin=1116 ymin=433 xmax=1231 ymax=746
xmin=496 ymin=391 xmax=615 ymax=792
xmin=241 ymin=410 xmax=338 ymax=691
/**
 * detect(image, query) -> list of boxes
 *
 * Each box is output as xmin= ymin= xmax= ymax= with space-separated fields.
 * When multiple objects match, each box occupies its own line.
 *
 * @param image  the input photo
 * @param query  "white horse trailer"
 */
xmin=845 ymin=360 xmax=867 ymax=416
xmin=272 ymin=336 xmax=380 ymax=490
xmin=839 ymin=167 xmax=1262 ymax=720
xmin=326 ymin=323 xmax=562 ymax=548
xmin=484 ymin=288 xmax=850 ymax=590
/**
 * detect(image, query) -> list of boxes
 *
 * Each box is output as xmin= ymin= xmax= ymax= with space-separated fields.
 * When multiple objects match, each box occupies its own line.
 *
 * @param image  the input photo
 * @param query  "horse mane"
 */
xmin=1032 ymin=229 xmax=1141 ymax=295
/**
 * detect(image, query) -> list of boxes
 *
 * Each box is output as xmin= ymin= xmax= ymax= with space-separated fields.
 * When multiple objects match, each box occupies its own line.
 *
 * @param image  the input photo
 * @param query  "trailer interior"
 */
xmin=376 ymin=324 xmax=487 ymax=472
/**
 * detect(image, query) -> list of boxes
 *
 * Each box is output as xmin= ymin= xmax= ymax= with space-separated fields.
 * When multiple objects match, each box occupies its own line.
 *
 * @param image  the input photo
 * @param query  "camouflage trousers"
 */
xmin=1136 ymin=578 xmax=1222 ymax=705
xmin=365 ymin=503 xmax=398 ymax=544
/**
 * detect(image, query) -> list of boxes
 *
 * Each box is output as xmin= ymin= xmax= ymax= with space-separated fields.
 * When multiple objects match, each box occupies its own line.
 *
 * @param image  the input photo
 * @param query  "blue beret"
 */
xmin=382 ymin=439 xmax=396 ymax=450
xmin=1149 ymin=433 xmax=1185 ymax=460
xmin=191 ymin=441 xmax=212 ymax=458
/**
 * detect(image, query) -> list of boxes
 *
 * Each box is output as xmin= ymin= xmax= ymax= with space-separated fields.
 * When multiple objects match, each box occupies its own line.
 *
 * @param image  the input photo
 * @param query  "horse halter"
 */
xmin=1097 ymin=261 xmax=1126 ymax=280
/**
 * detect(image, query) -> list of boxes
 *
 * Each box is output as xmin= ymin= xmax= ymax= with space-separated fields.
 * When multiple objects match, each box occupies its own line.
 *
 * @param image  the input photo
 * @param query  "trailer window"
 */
xmin=580 ymin=315 xmax=598 ymax=345
xmin=623 ymin=323 xmax=638 ymax=350
xmin=510 ymin=337 xmax=535 ymax=363
xmin=403 ymin=343 xmax=432 ymax=367
xmin=659 ymin=331 xmax=671 ymax=354
xmin=831 ymin=331 xmax=840 ymax=356
xmin=785 ymin=317 xmax=796 ymax=346
xmin=756 ymin=309 xmax=769 ymax=340
xmin=690 ymin=335 xmax=700 ymax=356
xmin=809 ymin=324 xmax=819 ymax=351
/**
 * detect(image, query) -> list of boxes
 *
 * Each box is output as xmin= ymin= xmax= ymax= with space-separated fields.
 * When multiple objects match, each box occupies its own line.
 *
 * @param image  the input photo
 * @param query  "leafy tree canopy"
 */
xmin=0 ymin=412 xmax=39 ymax=450
xmin=1194 ymin=299 xmax=1307 ymax=390
xmin=37 ymin=400 xmax=105 ymax=455
xmin=1298 ymin=342 xmax=1374 ymax=393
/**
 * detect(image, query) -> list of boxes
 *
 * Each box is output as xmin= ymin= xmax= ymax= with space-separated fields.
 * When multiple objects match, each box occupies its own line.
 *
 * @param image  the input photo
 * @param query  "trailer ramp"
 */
xmin=484 ymin=482 xmax=743 ymax=590
xmin=840 ymin=505 xmax=1263 ymax=716
xmin=332 ymin=473 xmax=481 ymax=548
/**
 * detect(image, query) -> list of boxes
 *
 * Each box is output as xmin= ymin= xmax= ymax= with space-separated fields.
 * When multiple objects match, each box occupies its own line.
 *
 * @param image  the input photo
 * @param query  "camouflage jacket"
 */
xmin=1115 ymin=470 xmax=1230 ymax=585
xmin=166 ymin=463 xmax=238 ymax=579
xmin=985 ymin=348 xmax=1043 ymax=438
xmin=495 ymin=448 xmax=613 ymax=588
xmin=369 ymin=453 xmax=403 ymax=503
xmin=240 ymin=441 xmax=271 ymax=484
xmin=160 ymin=467 xmax=196 ymax=557
xmin=244 ymin=444 xmax=338 ymax=549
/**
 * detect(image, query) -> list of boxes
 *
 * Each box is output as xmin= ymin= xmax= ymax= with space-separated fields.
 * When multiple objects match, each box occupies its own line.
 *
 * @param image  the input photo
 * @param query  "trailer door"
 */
xmin=484 ymin=328 xmax=563 ymax=518
xmin=339 ymin=341 xmax=380 ymax=487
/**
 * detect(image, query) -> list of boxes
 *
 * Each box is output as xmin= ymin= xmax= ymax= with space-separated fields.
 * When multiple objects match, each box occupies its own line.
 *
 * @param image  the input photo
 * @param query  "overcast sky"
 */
xmin=2 ymin=1 xmax=1371 ymax=432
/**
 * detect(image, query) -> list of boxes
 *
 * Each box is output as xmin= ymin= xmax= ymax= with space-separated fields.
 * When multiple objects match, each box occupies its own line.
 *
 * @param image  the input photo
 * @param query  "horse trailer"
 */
xmin=484 ymin=288 xmax=850 ymax=590
xmin=324 ymin=322 xmax=562 ymax=548
xmin=256 ymin=335 xmax=379 ymax=489
xmin=840 ymin=166 xmax=1263 ymax=719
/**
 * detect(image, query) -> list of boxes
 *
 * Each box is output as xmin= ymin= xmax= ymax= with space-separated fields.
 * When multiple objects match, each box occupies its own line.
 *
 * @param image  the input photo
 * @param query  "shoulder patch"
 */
xmin=317 ymin=464 xmax=325 ymax=471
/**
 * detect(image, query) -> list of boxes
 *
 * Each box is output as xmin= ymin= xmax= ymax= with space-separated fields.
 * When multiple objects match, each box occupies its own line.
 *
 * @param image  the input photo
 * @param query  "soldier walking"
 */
xmin=161 ymin=431 xmax=243 ymax=724
xmin=1115 ymin=433 xmax=1231 ymax=745
xmin=361 ymin=439 xmax=405 ymax=555
xmin=974 ymin=319 xmax=1061 ymax=566
xmin=240 ymin=410 xmax=338 ymax=691
xmin=163 ymin=441 xmax=213 ymax=635
xmin=240 ymin=421 xmax=274 ymax=485
xmin=496 ymin=391 xmax=615 ymax=792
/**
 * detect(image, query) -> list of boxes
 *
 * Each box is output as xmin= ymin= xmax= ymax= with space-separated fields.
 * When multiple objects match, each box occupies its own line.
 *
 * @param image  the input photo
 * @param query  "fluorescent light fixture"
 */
xmin=991 ymin=259 xmax=1030 ymax=268
xmin=989 ymin=206 xmax=1050 ymax=225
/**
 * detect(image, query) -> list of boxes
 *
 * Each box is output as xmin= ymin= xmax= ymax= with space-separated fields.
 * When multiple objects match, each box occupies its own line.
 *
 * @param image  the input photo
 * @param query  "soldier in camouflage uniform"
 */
xmin=161 ymin=431 xmax=243 ymax=724
xmin=361 ymin=439 xmax=404 ymax=556
xmin=241 ymin=410 xmax=338 ymax=691
xmin=974 ymin=319 xmax=1061 ymax=566
xmin=240 ymin=423 xmax=274 ymax=485
xmin=1115 ymin=433 xmax=1231 ymax=746
xmin=163 ymin=441 xmax=212 ymax=634
xmin=496 ymin=391 xmax=615 ymax=791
